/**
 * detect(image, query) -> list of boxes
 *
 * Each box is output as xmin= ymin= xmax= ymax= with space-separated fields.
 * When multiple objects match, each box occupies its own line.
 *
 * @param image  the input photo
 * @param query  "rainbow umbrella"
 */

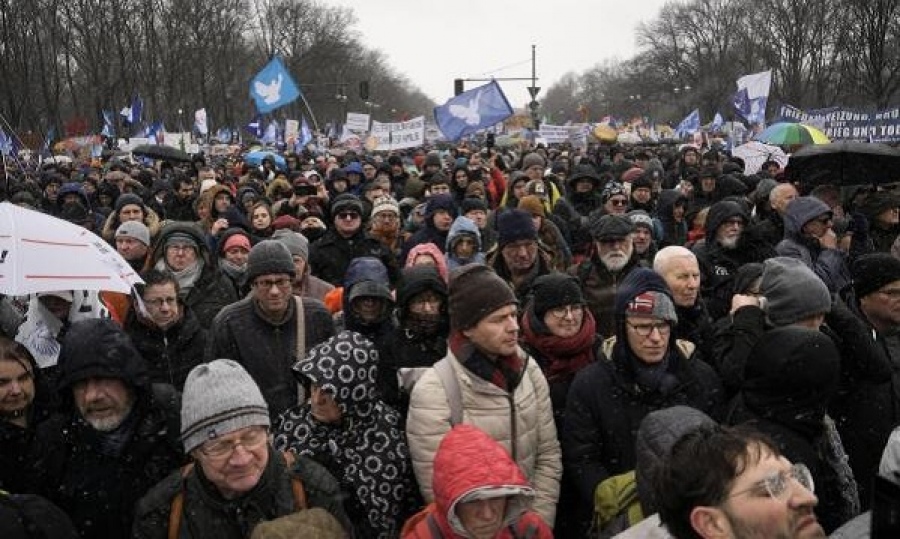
xmin=753 ymin=122 xmax=830 ymax=145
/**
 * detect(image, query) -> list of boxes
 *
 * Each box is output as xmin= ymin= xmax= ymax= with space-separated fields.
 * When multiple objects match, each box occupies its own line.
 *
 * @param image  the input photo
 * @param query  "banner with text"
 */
xmin=777 ymin=104 xmax=900 ymax=142
xmin=345 ymin=112 xmax=371 ymax=133
xmin=370 ymin=116 xmax=425 ymax=150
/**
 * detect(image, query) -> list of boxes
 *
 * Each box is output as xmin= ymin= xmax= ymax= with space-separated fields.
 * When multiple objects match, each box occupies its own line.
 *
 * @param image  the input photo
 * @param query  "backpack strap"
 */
xmin=167 ymin=463 xmax=195 ymax=539
xmin=433 ymin=357 xmax=463 ymax=426
xmin=168 ymin=452 xmax=306 ymax=539
xmin=294 ymin=296 xmax=307 ymax=403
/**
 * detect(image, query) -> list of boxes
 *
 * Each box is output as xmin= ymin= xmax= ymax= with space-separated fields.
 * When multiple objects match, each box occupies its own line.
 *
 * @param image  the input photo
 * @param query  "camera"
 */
xmin=294 ymin=185 xmax=317 ymax=197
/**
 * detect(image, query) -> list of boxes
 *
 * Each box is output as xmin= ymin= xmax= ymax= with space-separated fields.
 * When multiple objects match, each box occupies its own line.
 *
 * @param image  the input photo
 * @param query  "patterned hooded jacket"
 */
xmin=274 ymin=331 xmax=418 ymax=538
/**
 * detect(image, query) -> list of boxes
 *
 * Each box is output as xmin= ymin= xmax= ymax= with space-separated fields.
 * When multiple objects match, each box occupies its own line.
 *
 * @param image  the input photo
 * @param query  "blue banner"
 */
xmin=433 ymin=80 xmax=514 ymax=141
xmin=777 ymin=103 xmax=900 ymax=142
xmin=250 ymin=57 xmax=301 ymax=114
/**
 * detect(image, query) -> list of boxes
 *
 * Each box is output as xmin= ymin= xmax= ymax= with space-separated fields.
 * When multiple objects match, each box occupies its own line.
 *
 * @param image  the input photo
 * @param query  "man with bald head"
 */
xmin=752 ymin=182 xmax=798 ymax=246
xmin=654 ymin=246 xmax=714 ymax=358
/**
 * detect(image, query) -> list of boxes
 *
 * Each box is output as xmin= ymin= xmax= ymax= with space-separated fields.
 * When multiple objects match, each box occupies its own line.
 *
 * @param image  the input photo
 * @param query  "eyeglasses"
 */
xmin=336 ymin=212 xmax=360 ymax=220
xmin=549 ymin=304 xmax=584 ymax=319
xmin=729 ymin=463 xmax=815 ymax=500
xmin=502 ymin=241 xmax=537 ymax=254
xmin=199 ymin=426 xmax=268 ymax=459
xmin=609 ymin=199 xmax=628 ymax=206
xmin=144 ymin=296 xmax=178 ymax=308
xmin=374 ymin=213 xmax=398 ymax=221
xmin=254 ymin=277 xmax=292 ymax=290
xmin=722 ymin=218 xmax=745 ymax=228
xmin=627 ymin=321 xmax=672 ymax=337
xmin=166 ymin=244 xmax=195 ymax=253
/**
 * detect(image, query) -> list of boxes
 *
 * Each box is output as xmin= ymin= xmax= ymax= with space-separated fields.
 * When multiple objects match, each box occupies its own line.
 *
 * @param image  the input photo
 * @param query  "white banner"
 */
xmin=538 ymin=124 xmax=571 ymax=144
xmin=345 ymin=112 xmax=371 ymax=133
xmin=370 ymin=116 xmax=425 ymax=150
xmin=284 ymin=119 xmax=299 ymax=144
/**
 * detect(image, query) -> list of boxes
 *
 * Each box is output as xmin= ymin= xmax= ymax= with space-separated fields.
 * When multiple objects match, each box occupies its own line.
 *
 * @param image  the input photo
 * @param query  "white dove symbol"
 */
xmin=449 ymin=90 xmax=483 ymax=125
xmin=254 ymin=73 xmax=284 ymax=104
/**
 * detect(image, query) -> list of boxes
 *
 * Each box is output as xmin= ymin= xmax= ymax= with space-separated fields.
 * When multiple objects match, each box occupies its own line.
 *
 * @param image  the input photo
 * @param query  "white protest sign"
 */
xmin=370 ymin=116 xmax=425 ymax=150
xmin=284 ymin=119 xmax=299 ymax=144
xmin=345 ymin=112 xmax=371 ymax=133
xmin=538 ymin=124 xmax=571 ymax=144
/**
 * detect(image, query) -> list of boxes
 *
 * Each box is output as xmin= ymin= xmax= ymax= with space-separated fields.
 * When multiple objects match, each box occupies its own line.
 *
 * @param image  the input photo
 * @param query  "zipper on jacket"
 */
xmin=508 ymin=392 xmax=518 ymax=461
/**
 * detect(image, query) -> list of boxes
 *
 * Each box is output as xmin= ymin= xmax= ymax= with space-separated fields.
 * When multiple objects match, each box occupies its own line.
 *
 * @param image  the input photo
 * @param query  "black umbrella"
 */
xmin=130 ymin=144 xmax=192 ymax=163
xmin=785 ymin=141 xmax=900 ymax=186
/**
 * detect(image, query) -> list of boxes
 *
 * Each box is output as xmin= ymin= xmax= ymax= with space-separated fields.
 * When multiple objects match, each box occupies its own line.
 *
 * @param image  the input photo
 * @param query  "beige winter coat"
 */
xmin=405 ymin=347 xmax=562 ymax=526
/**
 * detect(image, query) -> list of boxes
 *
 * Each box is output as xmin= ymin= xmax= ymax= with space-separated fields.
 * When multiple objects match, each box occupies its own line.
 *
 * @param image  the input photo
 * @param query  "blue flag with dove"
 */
xmin=433 ymin=80 xmax=513 ymax=141
xmin=676 ymin=109 xmax=701 ymax=137
xmin=250 ymin=57 xmax=301 ymax=114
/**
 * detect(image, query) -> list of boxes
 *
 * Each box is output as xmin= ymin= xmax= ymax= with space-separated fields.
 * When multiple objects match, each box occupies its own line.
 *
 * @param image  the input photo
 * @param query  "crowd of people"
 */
xmin=1 ymin=139 xmax=899 ymax=538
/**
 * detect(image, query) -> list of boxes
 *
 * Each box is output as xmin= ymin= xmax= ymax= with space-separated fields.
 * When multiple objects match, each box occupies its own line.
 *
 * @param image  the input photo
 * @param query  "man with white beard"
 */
xmin=694 ymin=200 xmax=776 ymax=321
xmin=30 ymin=319 xmax=183 ymax=539
xmin=570 ymin=214 xmax=640 ymax=338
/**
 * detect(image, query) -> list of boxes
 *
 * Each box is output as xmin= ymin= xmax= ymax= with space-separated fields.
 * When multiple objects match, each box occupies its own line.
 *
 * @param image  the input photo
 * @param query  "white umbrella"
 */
xmin=617 ymin=131 xmax=643 ymax=145
xmin=0 ymin=202 xmax=143 ymax=295
xmin=732 ymin=141 xmax=788 ymax=174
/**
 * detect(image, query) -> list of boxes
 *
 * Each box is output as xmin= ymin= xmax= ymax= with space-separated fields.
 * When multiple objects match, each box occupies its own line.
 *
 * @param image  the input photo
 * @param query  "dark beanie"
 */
xmin=497 ymin=209 xmax=537 ymax=248
xmin=330 ymin=193 xmax=363 ymax=218
xmin=852 ymin=253 xmax=900 ymax=299
xmin=461 ymin=197 xmax=488 ymax=214
xmin=246 ymin=240 xmax=296 ymax=283
xmin=531 ymin=273 xmax=585 ymax=319
xmin=115 ymin=193 xmax=145 ymax=213
xmin=449 ymin=265 xmax=516 ymax=331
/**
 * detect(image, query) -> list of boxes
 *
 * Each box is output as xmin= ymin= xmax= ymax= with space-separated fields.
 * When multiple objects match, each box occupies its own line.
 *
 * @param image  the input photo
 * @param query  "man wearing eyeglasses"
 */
xmin=655 ymin=424 xmax=826 ymax=539
xmin=308 ymin=193 xmax=399 ymax=286
xmin=124 ymin=269 xmax=206 ymax=391
xmin=208 ymin=241 xmax=335 ymax=420
xmin=562 ymin=268 xmax=723 ymax=536
xmin=133 ymin=359 xmax=350 ymax=538
xmin=775 ymin=196 xmax=851 ymax=293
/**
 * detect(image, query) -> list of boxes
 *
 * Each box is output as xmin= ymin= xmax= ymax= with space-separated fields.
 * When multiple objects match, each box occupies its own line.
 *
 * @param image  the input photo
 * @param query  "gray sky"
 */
xmin=321 ymin=0 xmax=671 ymax=107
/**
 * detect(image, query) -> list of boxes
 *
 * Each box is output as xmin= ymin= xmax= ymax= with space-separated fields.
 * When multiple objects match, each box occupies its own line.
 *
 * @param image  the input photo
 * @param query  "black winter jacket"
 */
xmin=124 ymin=306 xmax=207 ymax=391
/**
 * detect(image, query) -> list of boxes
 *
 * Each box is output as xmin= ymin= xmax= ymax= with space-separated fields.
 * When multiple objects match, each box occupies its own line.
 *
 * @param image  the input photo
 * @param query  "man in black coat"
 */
xmin=124 ymin=269 xmax=207 ymax=391
xmin=308 ymin=193 xmax=399 ymax=286
xmin=30 ymin=319 xmax=184 ymax=539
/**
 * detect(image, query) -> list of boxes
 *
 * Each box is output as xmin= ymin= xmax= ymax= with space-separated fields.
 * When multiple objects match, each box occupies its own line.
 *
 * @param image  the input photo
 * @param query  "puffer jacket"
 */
xmin=274 ymin=331 xmax=418 ymax=539
xmin=148 ymin=221 xmax=238 ymax=327
xmin=775 ymin=196 xmax=850 ymax=292
xmin=406 ymin=347 xmax=561 ymax=526
xmin=31 ymin=319 xmax=183 ymax=539
xmin=132 ymin=447 xmax=350 ymax=539
xmin=403 ymin=424 xmax=553 ymax=539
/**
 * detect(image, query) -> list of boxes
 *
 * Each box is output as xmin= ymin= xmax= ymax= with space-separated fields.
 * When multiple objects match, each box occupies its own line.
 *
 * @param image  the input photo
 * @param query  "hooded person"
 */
xmin=378 ymin=266 xmax=450 ymax=420
xmin=336 ymin=257 xmax=395 ymax=350
xmin=148 ymin=221 xmax=238 ymax=327
xmin=402 ymin=424 xmax=553 ymax=539
xmin=726 ymin=326 xmax=859 ymax=533
xmin=694 ymin=199 xmax=776 ymax=320
xmin=562 ymin=268 xmax=724 ymax=536
xmin=405 ymin=241 xmax=450 ymax=283
xmin=445 ymin=215 xmax=485 ymax=271
xmin=274 ymin=331 xmax=419 ymax=538
xmin=31 ymin=319 xmax=183 ymax=539
xmin=400 ymin=193 xmax=458 ymax=264
xmin=215 ymin=227 xmax=253 ymax=297
xmin=100 ymin=192 xmax=163 ymax=245
xmin=775 ymin=196 xmax=850 ymax=292
xmin=653 ymin=190 xmax=689 ymax=248
xmin=133 ymin=359 xmax=351 ymax=539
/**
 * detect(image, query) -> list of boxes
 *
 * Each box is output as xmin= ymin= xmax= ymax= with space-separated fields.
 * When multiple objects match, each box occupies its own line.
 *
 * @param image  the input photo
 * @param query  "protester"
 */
xmin=406 ymin=265 xmax=561 ymax=527
xmin=271 ymin=228 xmax=335 ymax=302
xmin=133 ymin=359 xmax=350 ymax=538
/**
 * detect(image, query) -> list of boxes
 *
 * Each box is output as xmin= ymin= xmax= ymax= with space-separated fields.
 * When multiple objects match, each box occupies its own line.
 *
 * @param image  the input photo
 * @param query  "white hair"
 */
xmin=653 ymin=246 xmax=697 ymax=273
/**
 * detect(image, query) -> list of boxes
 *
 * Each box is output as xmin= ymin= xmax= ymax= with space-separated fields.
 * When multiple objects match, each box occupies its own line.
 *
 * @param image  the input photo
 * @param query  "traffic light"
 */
xmin=359 ymin=80 xmax=370 ymax=101
xmin=454 ymin=79 xmax=464 ymax=96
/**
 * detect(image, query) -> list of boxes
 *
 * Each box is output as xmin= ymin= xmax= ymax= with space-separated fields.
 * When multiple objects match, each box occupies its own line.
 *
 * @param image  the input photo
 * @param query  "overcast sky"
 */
xmin=321 ymin=0 xmax=671 ymax=106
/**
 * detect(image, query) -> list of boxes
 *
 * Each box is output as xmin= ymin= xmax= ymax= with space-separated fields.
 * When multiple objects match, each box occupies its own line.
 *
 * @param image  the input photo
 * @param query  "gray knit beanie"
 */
xmin=761 ymin=257 xmax=832 ymax=326
xmin=271 ymin=229 xmax=309 ymax=261
xmin=522 ymin=152 xmax=545 ymax=170
xmin=246 ymin=240 xmax=296 ymax=283
xmin=181 ymin=359 xmax=270 ymax=453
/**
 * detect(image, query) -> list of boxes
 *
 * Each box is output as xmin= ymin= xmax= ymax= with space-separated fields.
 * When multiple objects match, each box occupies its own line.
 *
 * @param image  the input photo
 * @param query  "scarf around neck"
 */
xmin=449 ymin=331 xmax=524 ymax=392
xmin=156 ymin=258 xmax=203 ymax=296
xmin=523 ymin=306 xmax=597 ymax=383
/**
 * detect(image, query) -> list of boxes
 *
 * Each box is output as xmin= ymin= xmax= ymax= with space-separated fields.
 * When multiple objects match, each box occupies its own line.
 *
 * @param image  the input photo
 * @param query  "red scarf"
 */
xmin=449 ymin=331 xmax=524 ymax=391
xmin=522 ymin=308 xmax=597 ymax=382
